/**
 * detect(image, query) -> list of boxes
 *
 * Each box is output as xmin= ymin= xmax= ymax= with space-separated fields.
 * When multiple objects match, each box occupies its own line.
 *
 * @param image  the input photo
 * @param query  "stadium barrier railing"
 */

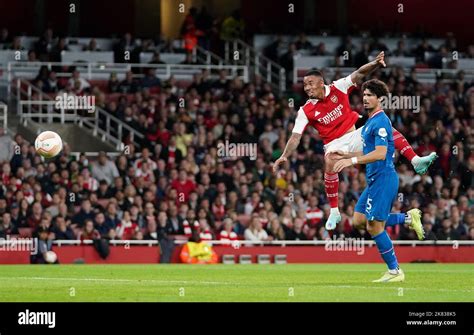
xmin=0 ymin=101 xmax=7 ymax=130
xmin=2 ymin=239 xmax=473 ymax=248
xmin=224 ymin=39 xmax=286 ymax=93
xmin=17 ymin=100 xmax=142 ymax=151
xmin=8 ymin=61 xmax=249 ymax=83
xmin=13 ymin=78 xmax=145 ymax=150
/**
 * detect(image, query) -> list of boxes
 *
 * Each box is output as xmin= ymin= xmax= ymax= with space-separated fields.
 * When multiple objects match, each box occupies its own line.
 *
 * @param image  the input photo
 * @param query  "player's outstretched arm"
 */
xmin=350 ymin=51 xmax=386 ymax=85
xmin=272 ymin=133 xmax=302 ymax=174
xmin=329 ymin=150 xmax=363 ymax=160
xmin=333 ymin=146 xmax=387 ymax=172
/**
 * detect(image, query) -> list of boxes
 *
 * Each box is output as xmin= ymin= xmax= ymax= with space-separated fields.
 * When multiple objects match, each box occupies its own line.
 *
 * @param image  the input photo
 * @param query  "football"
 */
xmin=44 ymin=251 xmax=58 ymax=264
xmin=34 ymin=131 xmax=63 ymax=158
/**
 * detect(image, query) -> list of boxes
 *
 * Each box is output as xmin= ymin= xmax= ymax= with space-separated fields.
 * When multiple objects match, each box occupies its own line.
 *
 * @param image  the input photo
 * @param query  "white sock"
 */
xmin=330 ymin=208 xmax=340 ymax=216
xmin=411 ymin=155 xmax=421 ymax=165
xmin=405 ymin=214 xmax=412 ymax=224
xmin=389 ymin=268 xmax=400 ymax=275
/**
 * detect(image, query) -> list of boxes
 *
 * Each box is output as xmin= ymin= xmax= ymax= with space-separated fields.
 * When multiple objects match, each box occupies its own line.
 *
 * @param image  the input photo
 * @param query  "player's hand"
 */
xmin=327 ymin=150 xmax=347 ymax=160
xmin=272 ymin=156 xmax=287 ymax=174
xmin=374 ymin=51 xmax=386 ymax=67
xmin=333 ymin=158 xmax=353 ymax=173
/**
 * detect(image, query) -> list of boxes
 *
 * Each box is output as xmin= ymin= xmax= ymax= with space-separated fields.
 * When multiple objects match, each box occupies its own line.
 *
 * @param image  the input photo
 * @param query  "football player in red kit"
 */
xmin=273 ymin=51 xmax=437 ymax=230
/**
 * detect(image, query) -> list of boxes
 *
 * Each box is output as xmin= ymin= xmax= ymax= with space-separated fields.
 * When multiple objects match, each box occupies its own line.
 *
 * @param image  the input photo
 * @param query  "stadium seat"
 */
xmin=222 ymin=254 xmax=236 ymax=264
xmin=257 ymin=254 xmax=271 ymax=264
xmin=274 ymin=255 xmax=287 ymax=264
xmin=238 ymin=254 xmax=252 ymax=264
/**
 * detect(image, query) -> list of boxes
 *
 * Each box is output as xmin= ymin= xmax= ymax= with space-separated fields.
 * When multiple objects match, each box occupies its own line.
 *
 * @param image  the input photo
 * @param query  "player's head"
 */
xmin=303 ymin=69 xmax=325 ymax=99
xmin=361 ymin=79 xmax=389 ymax=113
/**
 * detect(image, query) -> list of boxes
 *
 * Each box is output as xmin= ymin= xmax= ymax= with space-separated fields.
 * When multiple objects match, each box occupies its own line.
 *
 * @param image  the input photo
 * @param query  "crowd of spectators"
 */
xmin=0 ymin=57 xmax=473 ymax=246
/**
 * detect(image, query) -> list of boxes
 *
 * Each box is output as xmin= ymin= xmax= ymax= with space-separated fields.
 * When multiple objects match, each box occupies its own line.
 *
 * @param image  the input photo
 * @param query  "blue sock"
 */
xmin=373 ymin=230 xmax=399 ymax=270
xmin=386 ymin=213 xmax=405 ymax=227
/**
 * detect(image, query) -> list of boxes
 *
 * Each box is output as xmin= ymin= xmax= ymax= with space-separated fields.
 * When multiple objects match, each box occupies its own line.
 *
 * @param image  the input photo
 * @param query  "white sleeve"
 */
xmin=333 ymin=75 xmax=356 ymax=94
xmin=292 ymin=107 xmax=309 ymax=134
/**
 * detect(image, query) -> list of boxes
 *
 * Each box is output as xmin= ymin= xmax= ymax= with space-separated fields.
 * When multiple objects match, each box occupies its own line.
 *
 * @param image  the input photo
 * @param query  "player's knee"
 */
xmin=353 ymin=214 xmax=366 ymax=230
xmin=366 ymin=222 xmax=376 ymax=236
xmin=324 ymin=155 xmax=335 ymax=172
xmin=366 ymin=221 xmax=384 ymax=236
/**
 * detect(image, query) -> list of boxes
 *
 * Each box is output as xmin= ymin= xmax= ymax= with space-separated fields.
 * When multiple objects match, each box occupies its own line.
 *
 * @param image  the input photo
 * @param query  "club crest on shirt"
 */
xmin=330 ymin=95 xmax=338 ymax=103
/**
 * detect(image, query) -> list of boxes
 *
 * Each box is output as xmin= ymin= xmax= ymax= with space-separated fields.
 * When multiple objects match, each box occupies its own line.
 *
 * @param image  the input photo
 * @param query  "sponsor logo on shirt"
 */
xmin=378 ymin=128 xmax=388 ymax=137
xmin=317 ymin=104 xmax=343 ymax=125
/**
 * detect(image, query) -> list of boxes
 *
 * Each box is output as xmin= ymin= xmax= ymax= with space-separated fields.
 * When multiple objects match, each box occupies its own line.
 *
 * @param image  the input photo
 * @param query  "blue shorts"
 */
xmin=355 ymin=170 xmax=399 ymax=222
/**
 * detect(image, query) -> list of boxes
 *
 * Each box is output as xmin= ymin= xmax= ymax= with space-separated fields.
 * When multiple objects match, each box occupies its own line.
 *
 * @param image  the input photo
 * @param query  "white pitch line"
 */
xmin=1 ymin=277 xmax=234 ymax=286
xmin=320 ymin=285 xmax=474 ymax=293
xmin=2 ymin=277 xmax=473 ymax=294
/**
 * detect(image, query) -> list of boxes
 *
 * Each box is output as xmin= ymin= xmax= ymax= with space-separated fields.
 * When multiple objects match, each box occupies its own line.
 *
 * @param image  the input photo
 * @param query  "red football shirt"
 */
xmin=293 ymin=75 xmax=360 ymax=144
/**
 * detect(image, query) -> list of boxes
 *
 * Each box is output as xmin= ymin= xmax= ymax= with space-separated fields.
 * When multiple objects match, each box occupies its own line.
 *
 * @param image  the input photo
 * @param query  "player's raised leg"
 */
xmin=324 ymin=154 xmax=341 ymax=230
xmin=386 ymin=209 xmax=425 ymax=240
xmin=392 ymin=128 xmax=438 ymax=175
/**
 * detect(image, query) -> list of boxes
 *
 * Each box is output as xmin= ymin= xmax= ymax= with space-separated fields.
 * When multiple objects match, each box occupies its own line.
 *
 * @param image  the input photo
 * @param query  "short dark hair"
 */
xmin=304 ymin=69 xmax=324 ymax=79
xmin=361 ymin=79 xmax=389 ymax=98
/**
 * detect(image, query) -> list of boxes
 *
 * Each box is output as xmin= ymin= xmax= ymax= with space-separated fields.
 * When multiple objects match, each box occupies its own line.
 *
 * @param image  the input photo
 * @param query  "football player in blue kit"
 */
xmin=333 ymin=79 xmax=407 ymax=283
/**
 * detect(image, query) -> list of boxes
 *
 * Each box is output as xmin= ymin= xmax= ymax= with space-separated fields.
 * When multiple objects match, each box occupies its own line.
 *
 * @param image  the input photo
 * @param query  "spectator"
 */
xmin=295 ymin=33 xmax=313 ymax=51
xmin=0 ymin=212 xmax=18 ymax=238
xmin=0 ymin=128 xmax=14 ymax=164
xmin=91 ymin=152 xmax=120 ymax=185
xmin=104 ymin=202 xmax=121 ymax=230
xmin=220 ymin=10 xmax=245 ymax=41
xmin=27 ymin=202 xmax=43 ymax=229
xmin=72 ymin=199 xmax=95 ymax=228
xmin=165 ymin=206 xmax=184 ymax=235
xmin=141 ymin=68 xmax=161 ymax=89
xmin=286 ymin=218 xmax=307 ymax=240
xmin=84 ymin=38 xmax=101 ymax=51
xmin=43 ymin=71 xmax=59 ymax=93
xmin=67 ymin=70 xmax=91 ymax=92
xmin=51 ymin=216 xmax=74 ymax=240
xmin=94 ymin=212 xmax=115 ymax=239
xmin=436 ymin=219 xmax=461 ymax=240
xmin=180 ymin=52 xmax=196 ymax=65
xmin=263 ymin=35 xmax=283 ymax=62
xmin=149 ymin=51 xmax=165 ymax=64
xmin=108 ymin=72 xmax=120 ymax=93
xmin=218 ymin=218 xmax=238 ymax=244
xmin=244 ymin=215 xmax=269 ymax=241
xmin=116 ymin=211 xmax=139 ymax=240
xmin=267 ymin=217 xmax=286 ymax=241
xmin=118 ymin=71 xmax=140 ymax=93
xmin=78 ymin=219 xmax=101 ymax=240
xmin=0 ymin=28 xmax=11 ymax=44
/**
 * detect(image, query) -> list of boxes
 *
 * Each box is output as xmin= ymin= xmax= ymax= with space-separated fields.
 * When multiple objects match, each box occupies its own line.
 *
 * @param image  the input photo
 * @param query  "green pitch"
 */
xmin=0 ymin=264 xmax=472 ymax=302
